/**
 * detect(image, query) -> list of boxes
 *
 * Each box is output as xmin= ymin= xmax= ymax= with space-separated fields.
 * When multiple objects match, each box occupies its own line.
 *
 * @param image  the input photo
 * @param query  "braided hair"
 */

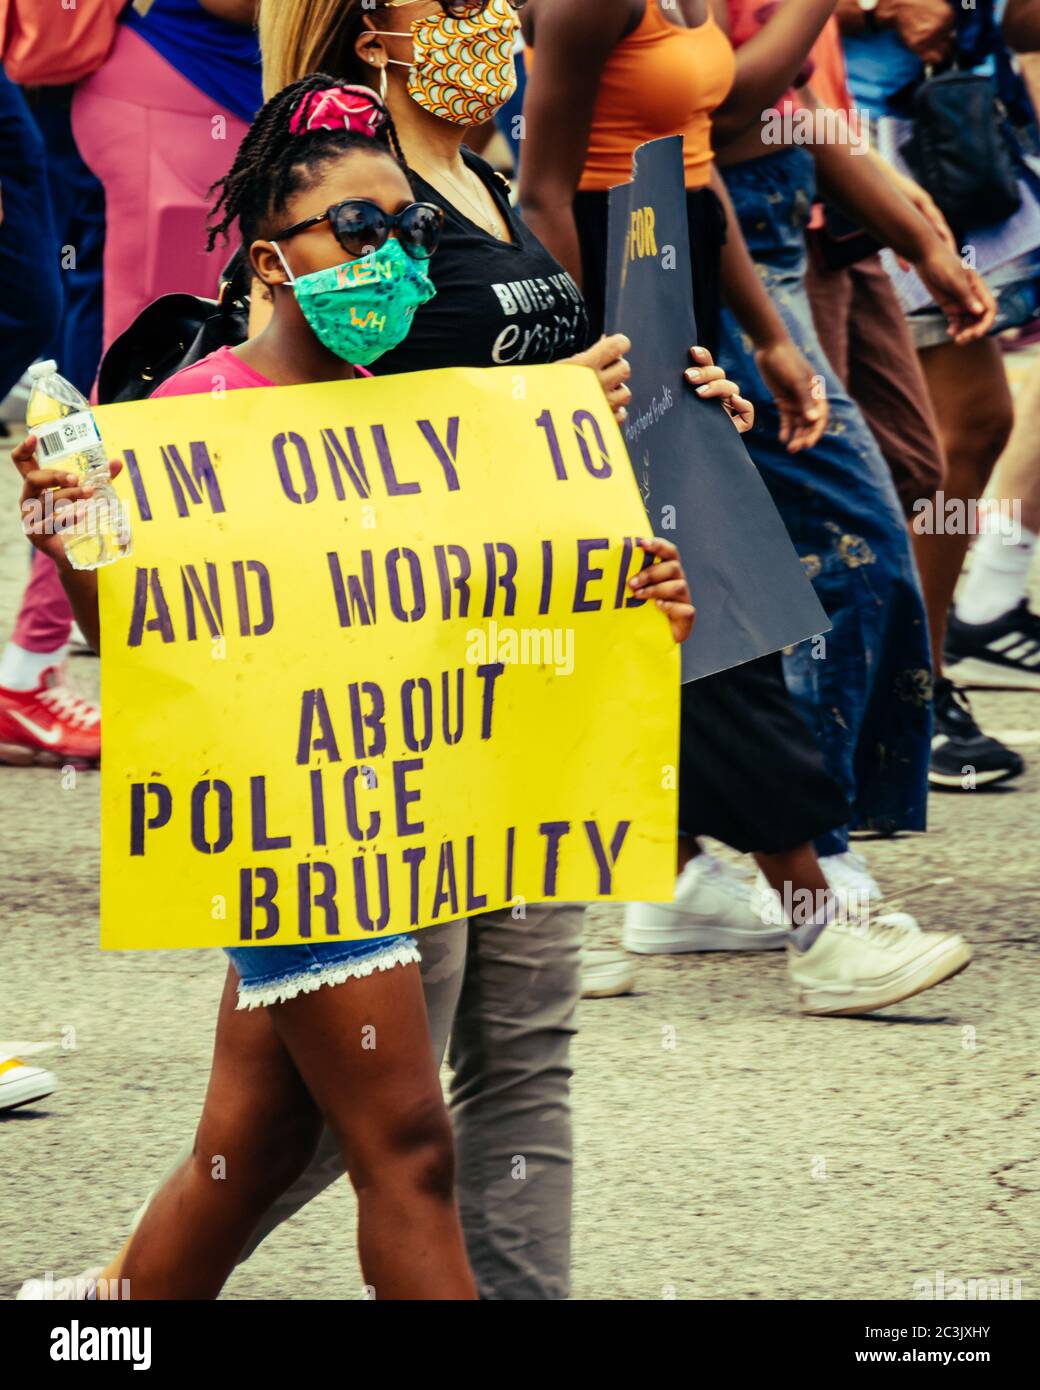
xmin=206 ymin=73 xmax=406 ymax=261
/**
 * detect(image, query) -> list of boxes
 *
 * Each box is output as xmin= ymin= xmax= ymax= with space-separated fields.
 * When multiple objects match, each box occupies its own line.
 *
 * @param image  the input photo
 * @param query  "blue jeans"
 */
xmin=719 ymin=147 xmax=932 ymax=856
xmin=32 ymin=92 xmax=106 ymax=397
xmin=0 ymin=66 xmax=62 ymax=399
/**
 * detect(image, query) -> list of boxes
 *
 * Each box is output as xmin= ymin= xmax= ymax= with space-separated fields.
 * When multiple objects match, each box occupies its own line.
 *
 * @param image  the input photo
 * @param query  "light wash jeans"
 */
xmin=719 ymin=147 xmax=933 ymax=857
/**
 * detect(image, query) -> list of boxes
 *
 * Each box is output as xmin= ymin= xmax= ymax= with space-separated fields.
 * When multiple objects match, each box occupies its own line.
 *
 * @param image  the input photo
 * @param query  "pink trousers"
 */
xmin=15 ymin=28 xmax=249 ymax=657
xmin=72 ymin=25 xmax=250 ymax=352
xmin=12 ymin=549 xmax=71 ymax=654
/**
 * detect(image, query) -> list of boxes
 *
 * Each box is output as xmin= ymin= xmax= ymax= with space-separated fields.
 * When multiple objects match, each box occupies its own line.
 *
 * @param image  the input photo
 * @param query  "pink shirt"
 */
xmin=151 ymin=345 xmax=371 ymax=397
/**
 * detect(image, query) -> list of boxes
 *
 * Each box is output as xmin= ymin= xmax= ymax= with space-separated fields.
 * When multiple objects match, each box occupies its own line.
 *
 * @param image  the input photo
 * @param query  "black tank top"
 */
xmin=372 ymin=149 xmax=591 ymax=375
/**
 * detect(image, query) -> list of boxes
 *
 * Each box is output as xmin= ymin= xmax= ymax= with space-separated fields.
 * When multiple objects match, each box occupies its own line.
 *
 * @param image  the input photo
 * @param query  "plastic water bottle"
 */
xmin=25 ymin=360 xmax=132 ymax=570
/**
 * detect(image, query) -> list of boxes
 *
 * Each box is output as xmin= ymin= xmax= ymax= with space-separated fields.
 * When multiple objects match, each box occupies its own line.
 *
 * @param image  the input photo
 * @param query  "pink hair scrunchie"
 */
xmin=289 ymin=85 xmax=388 ymax=139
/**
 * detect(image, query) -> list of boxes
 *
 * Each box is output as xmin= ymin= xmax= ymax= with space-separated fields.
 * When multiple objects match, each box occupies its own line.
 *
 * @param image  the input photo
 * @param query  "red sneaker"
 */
xmin=0 ymin=667 xmax=100 ymax=766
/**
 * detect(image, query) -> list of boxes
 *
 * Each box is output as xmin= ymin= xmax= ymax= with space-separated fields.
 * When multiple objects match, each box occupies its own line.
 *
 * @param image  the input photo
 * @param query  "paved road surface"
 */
xmin=1 ymin=434 xmax=1037 ymax=1301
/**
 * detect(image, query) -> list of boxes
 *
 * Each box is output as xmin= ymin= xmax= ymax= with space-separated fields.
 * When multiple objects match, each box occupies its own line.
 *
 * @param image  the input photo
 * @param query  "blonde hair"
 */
xmin=258 ymin=0 xmax=372 ymax=99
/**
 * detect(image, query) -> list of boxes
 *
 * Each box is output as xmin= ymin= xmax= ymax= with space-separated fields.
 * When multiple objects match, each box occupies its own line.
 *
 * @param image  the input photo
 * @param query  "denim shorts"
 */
xmin=224 ymin=934 xmax=421 ymax=1010
xmin=907 ymin=250 xmax=1040 ymax=350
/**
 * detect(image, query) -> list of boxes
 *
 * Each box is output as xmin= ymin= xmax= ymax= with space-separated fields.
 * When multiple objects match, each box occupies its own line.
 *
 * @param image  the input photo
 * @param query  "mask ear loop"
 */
xmin=271 ymin=241 xmax=297 ymax=286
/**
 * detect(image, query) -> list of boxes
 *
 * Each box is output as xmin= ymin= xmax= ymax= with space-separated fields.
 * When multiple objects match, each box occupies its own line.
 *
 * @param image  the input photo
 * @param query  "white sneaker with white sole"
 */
xmin=788 ymin=914 xmax=971 ymax=1016
xmin=580 ymin=948 xmax=636 ymax=998
xmin=818 ymin=848 xmax=882 ymax=903
xmin=624 ymin=852 xmax=788 ymax=953
xmin=0 ymin=1055 xmax=57 ymax=1112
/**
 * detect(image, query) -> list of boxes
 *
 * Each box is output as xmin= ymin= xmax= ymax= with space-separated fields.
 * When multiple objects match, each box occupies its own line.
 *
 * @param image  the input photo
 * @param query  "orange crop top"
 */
xmin=578 ymin=1 xmax=736 ymax=191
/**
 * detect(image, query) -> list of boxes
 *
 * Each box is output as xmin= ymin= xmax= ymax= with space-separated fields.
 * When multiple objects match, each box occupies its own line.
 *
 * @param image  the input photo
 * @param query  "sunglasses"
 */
xmin=272 ymin=197 xmax=445 ymax=260
xmin=380 ymin=0 xmax=527 ymax=16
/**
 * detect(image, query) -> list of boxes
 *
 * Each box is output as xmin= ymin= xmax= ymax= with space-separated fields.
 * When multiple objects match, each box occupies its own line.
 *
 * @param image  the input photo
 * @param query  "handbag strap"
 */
xmin=949 ymin=0 xmax=1001 ymax=67
xmin=946 ymin=0 xmax=1037 ymax=131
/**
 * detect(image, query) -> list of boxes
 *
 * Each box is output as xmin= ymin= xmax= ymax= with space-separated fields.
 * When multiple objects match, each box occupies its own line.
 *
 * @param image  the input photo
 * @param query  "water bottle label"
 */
xmin=34 ymin=410 xmax=103 ymax=464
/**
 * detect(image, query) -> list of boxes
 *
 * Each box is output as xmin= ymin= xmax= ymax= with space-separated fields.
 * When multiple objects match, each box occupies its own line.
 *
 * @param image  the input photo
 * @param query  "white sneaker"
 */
xmin=624 ymin=852 xmax=788 ymax=953
xmin=580 ymin=948 xmax=636 ymax=998
xmin=0 ymin=1054 xmax=57 ymax=1113
xmin=819 ymin=848 xmax=882 ymax=903
xmin=788 ymin=914 xmax=971 ymax=1016
xmin=17 ymin=1267 xmax=104 ymax=1300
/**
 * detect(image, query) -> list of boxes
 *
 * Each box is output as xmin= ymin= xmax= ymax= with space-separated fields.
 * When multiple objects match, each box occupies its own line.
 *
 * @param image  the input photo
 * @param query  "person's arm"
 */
xmin=1003 ymin=0 xmax=1040 ymax=53
xmin=12 ymin=437 xmax=106 ymax=654
xmin=805 ymin=89 xmax=997 ymax=342
xmin=518 ymin=0 xmax=639 ymax=283
xmin=711 ymin=0 xmax=839 ymax=145
xmin=709 ymin=165 xmax=827 ymax=451
xmin=197 ymin=0 xmax=258 ymax=25
xmin=521 ymin=0 xmax=759 ymax=433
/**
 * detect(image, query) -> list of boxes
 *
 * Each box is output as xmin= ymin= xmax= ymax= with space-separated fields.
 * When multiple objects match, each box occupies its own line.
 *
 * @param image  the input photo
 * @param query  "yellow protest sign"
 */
xmin=95 ymin=365 xmax=678 ymax=948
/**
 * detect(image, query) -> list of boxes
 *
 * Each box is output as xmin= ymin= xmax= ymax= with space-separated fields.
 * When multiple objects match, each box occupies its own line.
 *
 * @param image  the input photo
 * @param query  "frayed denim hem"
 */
xmin=235 ymin=941 xmax=422 ymax=1010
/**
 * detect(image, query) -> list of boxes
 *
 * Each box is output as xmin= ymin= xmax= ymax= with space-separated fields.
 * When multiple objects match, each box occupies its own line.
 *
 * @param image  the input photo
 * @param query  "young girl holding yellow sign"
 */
xmin=13 ymin=76 xmax=695 ymax=1300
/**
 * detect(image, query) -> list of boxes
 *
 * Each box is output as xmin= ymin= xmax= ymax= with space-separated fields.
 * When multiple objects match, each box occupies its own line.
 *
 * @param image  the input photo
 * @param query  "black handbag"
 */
xmin=97 ymin=255 xmax=250 ymax=405
xmin=899 ymin=0 xmax=1036 ymax=236
xmin=900 ymin=69 xmax=1022 ymax=233
xmin=806 ymin=203 xmax=883 ymax=273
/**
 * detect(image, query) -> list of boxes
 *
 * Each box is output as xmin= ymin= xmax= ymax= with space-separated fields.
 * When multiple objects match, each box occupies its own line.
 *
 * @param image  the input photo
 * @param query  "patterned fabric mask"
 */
xmin=274 ymin=238 xmax=435 ymax=365
xmin=377 ymin=0 xmax=519 ymax=125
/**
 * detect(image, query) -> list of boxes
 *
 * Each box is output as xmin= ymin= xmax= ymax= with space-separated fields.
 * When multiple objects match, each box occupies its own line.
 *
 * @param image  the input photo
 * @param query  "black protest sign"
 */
xmin=605 ymin=135 xmax=827 ymax=681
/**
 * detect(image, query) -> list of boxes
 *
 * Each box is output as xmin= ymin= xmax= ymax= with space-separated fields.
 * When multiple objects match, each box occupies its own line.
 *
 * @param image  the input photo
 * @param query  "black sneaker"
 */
xmin=945 ymin=601 xmax=1040 ymax=691
xmin=929 ymin=677 xmax=1025 ymax=791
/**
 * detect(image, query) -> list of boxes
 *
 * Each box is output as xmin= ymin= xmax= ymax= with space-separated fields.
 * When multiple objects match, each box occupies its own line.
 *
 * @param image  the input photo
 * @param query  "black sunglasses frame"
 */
xmin=383 ymin=0 xmax=527 ymax=15
xmin=271 ymin=198 xmax=446 ymax=260
xmin=440 ymin=0 xmax=527 ymax=12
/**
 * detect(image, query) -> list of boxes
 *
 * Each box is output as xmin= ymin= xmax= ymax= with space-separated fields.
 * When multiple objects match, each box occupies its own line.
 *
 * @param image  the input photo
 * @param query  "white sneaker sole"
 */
xmin=624 ymin=919 xmax=788 ymax=954
xmin=928 ymin=764 xmax=1021 ymax=789
xmin=0 ymin=1070 xmax=57 ymax=1112
xmin=944 ymin=655 xmax=1040 ymax=693
xmin=581 ymin=966 xmax=637 ymax=999
xmin=793 ymin=938 xmax=972 ymax=1016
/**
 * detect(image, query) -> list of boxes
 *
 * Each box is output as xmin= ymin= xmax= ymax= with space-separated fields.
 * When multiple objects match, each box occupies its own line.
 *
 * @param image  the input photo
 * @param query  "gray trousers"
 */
xmin=157 ymin=904 xmax=584 ymax=1300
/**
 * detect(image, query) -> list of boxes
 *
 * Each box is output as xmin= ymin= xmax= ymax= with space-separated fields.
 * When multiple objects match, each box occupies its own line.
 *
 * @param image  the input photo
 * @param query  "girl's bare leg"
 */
xmin=120 ymin=967 xmax=323 ymax=1299
xmin=120 ymin=960 xmax=476 ymax=1300
xmin=913 ymin=337 xmax=1014 ymax=671
xmin=93 ymin=926 xmax=472 ymax=1294
xmin=267 ymin=962 xmax=476 ymax=1300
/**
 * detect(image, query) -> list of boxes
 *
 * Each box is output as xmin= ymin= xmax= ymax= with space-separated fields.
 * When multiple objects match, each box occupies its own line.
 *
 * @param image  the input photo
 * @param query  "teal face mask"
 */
xmin=273 ymin=237 xmax=436 ymax=366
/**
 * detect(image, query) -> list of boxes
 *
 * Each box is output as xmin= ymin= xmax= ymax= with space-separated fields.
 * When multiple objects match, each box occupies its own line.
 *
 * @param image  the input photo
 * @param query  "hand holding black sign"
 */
xmin=605 ymin=136 xmax=828 ymax=682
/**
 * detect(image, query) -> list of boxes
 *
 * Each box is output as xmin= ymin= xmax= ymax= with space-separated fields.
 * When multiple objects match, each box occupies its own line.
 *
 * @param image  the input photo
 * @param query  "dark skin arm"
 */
xmin=803 ymin=87 xmax=996 ymax=343
xmin=196 ymin=0 xmax=258 ymax=23
xmin=1003 ymin=0 xmax=1040 ymax=53
xmin=710 ymin=165 xmax=827 ymax=449
xmin=519 ymin=0 xmax=639 ymax=284
xmin=12 ymin=436 xmax=108 ymax=654
xmin=522 ymin=0 xmax=823 ymax=448
xmin=710 ymin=0 xmax=839 ymax=145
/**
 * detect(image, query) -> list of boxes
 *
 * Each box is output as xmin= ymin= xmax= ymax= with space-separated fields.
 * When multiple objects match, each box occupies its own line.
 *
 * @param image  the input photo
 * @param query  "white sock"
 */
xmin=788 ymin=893 xmax=838 ymax=954
xmin=956 ymin=526 xmax=1038 ymax=625
xmin=0 ymin=642 xmax=67 ymax=692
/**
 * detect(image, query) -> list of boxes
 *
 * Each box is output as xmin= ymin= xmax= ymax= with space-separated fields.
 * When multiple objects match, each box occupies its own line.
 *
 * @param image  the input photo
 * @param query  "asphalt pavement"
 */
xmin=1 ymin=432 xmax=1037 ymax=1301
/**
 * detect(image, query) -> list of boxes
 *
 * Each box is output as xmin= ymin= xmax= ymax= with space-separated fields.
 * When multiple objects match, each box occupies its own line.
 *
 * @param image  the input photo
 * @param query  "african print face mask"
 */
xmin=377 ymin=0 xmax=519 ymax=126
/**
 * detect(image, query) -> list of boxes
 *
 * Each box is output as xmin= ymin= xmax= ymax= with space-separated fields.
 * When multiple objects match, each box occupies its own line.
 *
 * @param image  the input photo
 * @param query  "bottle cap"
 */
xmin=27 ymin=360 xmax=59 ymax=380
